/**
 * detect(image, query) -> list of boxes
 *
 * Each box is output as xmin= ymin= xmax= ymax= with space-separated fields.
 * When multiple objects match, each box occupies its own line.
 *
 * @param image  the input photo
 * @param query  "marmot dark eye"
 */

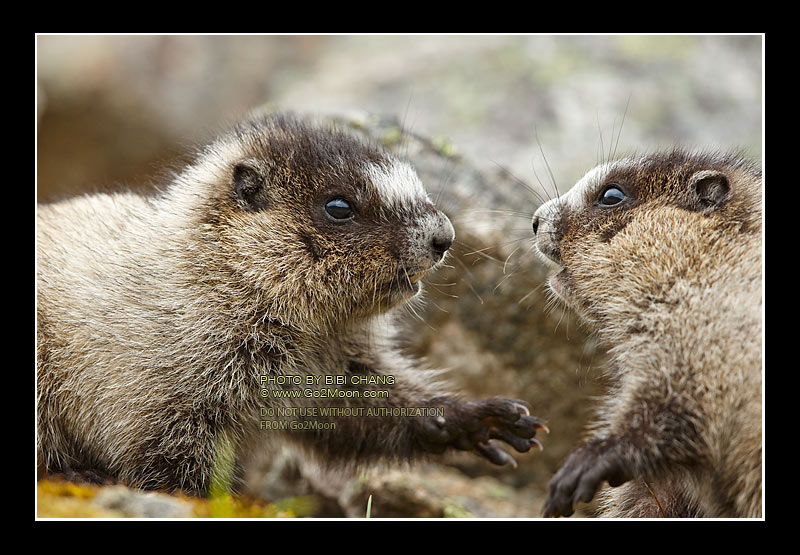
xmin=325 ymin=198 xmax=354 ymax=221
xmin=600 ymin=186 xmax=626 ymax=206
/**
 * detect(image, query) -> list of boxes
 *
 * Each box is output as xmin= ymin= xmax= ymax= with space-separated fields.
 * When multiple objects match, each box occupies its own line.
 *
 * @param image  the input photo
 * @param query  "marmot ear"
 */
xmin=689 ymin=169 xmax=729 ymax=210
xmin=233 ymin=161 xmax=268 ymax=211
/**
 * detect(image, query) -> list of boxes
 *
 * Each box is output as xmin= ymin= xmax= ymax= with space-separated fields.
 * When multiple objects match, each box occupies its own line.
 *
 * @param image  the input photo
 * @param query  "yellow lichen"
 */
xmin=37 ymin=480 xmax=115 ymax=518
xmin=38 ymin=479 xmax=99 ymax=499
xmin=36 ymin=479 xmax=305 ymax=519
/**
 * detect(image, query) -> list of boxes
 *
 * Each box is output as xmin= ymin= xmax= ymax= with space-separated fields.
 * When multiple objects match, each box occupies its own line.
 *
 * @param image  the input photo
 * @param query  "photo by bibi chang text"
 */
xmin=259 ymin=374 xmax=396 ymax=386
xmin=259 ymin=373 xmax=397 ymax=399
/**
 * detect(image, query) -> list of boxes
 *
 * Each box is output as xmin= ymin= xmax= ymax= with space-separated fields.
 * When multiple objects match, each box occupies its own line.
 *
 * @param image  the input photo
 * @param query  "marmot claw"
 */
xmin=418 ymin=396 xmax=546 ymax=466
xmin=543 ymin=439 xmax=630 ymax=517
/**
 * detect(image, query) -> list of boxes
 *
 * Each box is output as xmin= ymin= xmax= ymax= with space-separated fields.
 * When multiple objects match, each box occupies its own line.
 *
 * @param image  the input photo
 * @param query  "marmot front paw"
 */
xmin=543 ymin=439 xmax=631 ymax=517
xmin=418 ymin=396 xmax=548 ymax=467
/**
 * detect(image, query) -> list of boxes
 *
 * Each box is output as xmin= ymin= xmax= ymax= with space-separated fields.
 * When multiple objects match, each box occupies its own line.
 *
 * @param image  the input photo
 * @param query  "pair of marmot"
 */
xmin=36 ymin=113 xmax=762 ymax=518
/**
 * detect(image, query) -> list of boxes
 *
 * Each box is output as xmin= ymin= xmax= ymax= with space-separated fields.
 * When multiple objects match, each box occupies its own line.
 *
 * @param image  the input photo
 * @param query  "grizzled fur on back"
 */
xmin=37 ymin=112 xmax=542 ymax=495
xmin=534 ymin=148 xmax=762 ymax=518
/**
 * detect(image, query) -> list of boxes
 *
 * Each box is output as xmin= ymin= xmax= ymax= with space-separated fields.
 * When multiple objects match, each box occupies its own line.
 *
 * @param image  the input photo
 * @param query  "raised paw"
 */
xmin=418 ymin=396 xmax=548 ymax=468
xmin=542 ymin=439 xmax=631 ymax=517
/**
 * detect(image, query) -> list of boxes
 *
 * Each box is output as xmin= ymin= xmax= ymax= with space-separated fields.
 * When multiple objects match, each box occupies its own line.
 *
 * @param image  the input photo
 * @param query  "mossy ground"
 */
xmin=36 ymin=478 xmax=309 ymax=519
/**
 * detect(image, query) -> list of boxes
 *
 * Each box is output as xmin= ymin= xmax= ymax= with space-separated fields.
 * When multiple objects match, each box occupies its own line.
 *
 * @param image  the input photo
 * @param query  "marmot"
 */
xmin=531 ymin=149 xmax=762 ymax=518
xmin=36 ymin=112 xmax=545 ymax=495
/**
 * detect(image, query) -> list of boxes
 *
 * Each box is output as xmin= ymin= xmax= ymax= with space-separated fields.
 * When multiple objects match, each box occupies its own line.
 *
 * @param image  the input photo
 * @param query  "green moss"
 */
xmin=487 ymin=41 xmax=531 ymax=73
xmin=208 ymin=431 xmax=237 ymax=499
xmin=274 ymin=495 xmax=320 ymax=517
xmin=200 ymin=493 xmax=293 ymax=518
xmin=481 ymin=481 xmax=515 ymax=501
xmin=380 ymin=126 xmax=405 ymax=148
xmin=442 ymin=498 xmax=475 ymax=518
xmin=201 ymin=432 xmax=305 ymax=517
xmin=431 ymin=136 xmax=458 ymax=158
xmin=614 ymin=35 xmax=693 ymax=61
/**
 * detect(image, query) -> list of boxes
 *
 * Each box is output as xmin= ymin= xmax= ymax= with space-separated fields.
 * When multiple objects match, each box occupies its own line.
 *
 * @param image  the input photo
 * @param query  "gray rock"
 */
xmin=92 ymin=486 xmax=195 ymax=518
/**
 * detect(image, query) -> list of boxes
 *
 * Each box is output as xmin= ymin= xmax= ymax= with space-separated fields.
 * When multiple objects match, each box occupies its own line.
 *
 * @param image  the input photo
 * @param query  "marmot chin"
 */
xmin=532 ymin=149 xmax=762 ymax=518
xmin=37 ymin=113 xmax=545 ymax=495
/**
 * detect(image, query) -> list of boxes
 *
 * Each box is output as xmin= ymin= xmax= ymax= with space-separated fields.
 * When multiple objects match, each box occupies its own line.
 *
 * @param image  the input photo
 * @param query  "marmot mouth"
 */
xmin=548 ymin=269 xmax=567 ymax=296
xmin=533 ymin=246 xmax=568 ymax=299
xmin=534 ymin=244 xmax=564 ymax=273
xmin=390 ymin=266 xmax=429 ymax=296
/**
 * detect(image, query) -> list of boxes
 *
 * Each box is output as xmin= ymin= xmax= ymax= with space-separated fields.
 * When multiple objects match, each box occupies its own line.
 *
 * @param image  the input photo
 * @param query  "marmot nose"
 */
xmin=431 ymin=234 xmax=453 ymax=260
xmin=430 ymin=218 xmax=455 ymax=261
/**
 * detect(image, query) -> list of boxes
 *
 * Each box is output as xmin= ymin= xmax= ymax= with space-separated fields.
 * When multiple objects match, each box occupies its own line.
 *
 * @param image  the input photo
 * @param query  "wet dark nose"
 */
xmin=431 ymin=233 xmax=453 ymax=261
xmin=430 ymin=215 xmax=455 ymax=261
xmin=531 ymin=215 xmax=539 ymax=235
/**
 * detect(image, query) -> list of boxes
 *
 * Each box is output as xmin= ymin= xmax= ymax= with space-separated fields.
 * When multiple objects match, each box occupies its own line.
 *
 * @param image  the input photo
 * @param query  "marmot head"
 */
xmin=530 ymin=149 xmax=761 ymax=333
xmin=177 ymin=113 xmax=454 ymax=331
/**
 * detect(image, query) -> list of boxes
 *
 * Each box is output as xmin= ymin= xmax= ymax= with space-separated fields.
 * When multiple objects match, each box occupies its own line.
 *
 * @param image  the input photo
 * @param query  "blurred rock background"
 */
xmin=36 ymin=35 xmax=763 ymax=518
